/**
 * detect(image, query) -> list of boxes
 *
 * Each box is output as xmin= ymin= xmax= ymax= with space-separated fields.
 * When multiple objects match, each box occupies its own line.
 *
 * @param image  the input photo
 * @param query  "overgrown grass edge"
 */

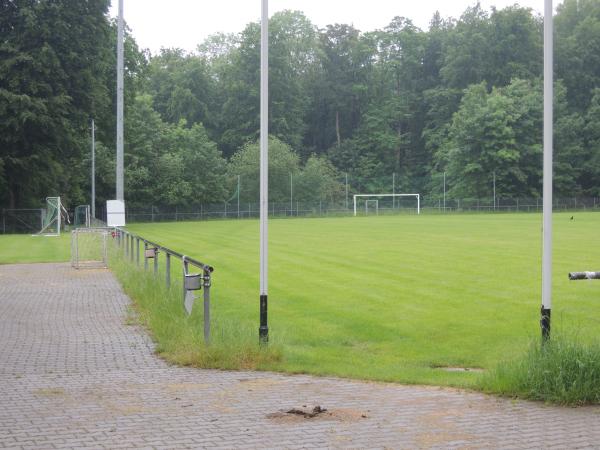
xmin=108 ymin=247 xmax=283 ymax=371
xmin=479 ymin=335 xmax=600 ymax=406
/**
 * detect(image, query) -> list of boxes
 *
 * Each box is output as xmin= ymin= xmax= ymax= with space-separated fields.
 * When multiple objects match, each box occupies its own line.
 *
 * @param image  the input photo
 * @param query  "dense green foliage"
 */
xmin=2 ymin=1 xmax=600 ymax=210
xmin=124 ymin=212 xmax=600 ymax=389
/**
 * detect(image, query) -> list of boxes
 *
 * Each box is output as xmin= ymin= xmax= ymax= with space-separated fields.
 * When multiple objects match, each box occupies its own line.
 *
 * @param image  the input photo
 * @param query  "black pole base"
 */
xmin=540 ymin=306 xmax=551 ymax=342
xmin=259 ymin=294 xmax=268 ymax=345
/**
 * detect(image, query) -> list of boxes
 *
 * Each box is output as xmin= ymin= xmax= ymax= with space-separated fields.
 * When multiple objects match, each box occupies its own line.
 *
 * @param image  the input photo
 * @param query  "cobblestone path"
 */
xmin=1 ymin=263 xmax=599 ymax=449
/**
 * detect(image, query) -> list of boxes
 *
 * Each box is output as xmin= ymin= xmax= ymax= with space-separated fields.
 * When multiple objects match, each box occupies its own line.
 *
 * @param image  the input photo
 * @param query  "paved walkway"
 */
xmin=1 ymin=263 xmax=600 ymax=449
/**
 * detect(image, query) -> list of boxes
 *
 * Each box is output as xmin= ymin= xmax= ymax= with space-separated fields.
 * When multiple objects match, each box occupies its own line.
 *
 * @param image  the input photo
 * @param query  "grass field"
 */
xmin=2 ymin=213 xmax=600 ymax=390
xmin=0 ymin=233 xmax=70 ymax=263
xmin=122 ymin=212 xmax=600 ymax=388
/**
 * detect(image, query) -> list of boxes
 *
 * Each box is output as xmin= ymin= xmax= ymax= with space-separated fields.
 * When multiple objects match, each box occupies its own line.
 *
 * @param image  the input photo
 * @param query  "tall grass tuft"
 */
xmin=479 ymin=336 xmax=600 ymax=405
xmin=109 ymin=246 xmax=282 ymax=370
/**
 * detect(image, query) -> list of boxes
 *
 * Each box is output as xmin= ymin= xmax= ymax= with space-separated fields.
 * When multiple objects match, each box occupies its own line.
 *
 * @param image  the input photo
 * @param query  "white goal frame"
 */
xmin=353 ymin=194 xmax=420 ymax=216
xmin=365 ymin=199 xmax=379 ymax=215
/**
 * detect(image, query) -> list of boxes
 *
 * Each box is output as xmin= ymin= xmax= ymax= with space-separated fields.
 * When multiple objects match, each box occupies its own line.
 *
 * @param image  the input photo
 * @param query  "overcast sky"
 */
xmin=108 ymin=0 xmax=562 ymax=55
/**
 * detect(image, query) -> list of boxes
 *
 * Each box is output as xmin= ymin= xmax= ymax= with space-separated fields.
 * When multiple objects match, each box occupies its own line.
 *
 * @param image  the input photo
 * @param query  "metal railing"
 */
xmin=114 ymin=228 xmax=214 ymax=343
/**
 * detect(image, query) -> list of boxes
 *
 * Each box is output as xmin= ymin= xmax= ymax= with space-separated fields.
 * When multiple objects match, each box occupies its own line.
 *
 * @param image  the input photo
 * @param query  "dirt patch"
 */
xmin=33 ymin=388 xmax=66 ymax=397
xmin=434 ymin=366 xmax=485 ymax=373
xmin=267 ymin=405 xmax=368 ymax=423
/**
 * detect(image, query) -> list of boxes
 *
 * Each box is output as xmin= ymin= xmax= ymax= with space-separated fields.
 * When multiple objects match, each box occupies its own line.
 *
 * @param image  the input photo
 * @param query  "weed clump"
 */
xmin=479 ymin=336 xmax=600 ymax=405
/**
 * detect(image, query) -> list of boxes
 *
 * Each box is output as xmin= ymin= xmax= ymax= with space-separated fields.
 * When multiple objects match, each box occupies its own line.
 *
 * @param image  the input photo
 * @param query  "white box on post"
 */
xmin=107 ymin=200 xmax=126 ymax=227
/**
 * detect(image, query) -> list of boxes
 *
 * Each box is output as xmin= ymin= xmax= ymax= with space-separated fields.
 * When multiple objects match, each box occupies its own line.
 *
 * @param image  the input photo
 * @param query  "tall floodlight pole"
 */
xmin=116 ymin=0 xmax=124 ymax=201
xmin=493 ymin=171 xmax=496 ymax=211
xmin=392 ymin=173 xmax=396 ymax=209
xmin=541 ymin=0 xmax=553 ymax=341
xmin=91 ymin=119 xmax=96 ymax=218
xmin=443 ymin=171 xmax=446 ymax=212
xmin=345 ymin=173 xmax=349 ymax=210
xmin=259 ymin=0 xmax=269 ymax=343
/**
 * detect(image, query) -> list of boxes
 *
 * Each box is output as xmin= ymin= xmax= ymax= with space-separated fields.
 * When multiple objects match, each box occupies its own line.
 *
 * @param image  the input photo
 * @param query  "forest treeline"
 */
xmin=2 ymin=0 xmax=600 ymax=209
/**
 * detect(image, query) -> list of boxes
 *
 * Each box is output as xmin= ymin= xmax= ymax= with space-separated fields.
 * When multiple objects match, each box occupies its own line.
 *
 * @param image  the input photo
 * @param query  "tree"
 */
xmin=555 ymin=0 xmax=600 ymax=110
xmin=0 ymin=0 xmax=113 ymax=208
xmin=442 ymin=79 xmax=542 ymax=198
xmin=227 ymin=136 xmax=300 ymax=203
xmin=294 ymin=156 xmax=344 ymax=202
xmin=123 ymin=95 xmax=227 ymax=208
xmin=217 ymin=11 xmax=320 ymax=157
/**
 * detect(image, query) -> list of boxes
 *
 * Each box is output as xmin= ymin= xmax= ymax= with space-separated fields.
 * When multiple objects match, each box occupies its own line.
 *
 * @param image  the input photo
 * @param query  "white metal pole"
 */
xmin=443 ymin=171 xmax=446 ymax=212
xmin=345 ymin=173 xmax=349 ymax=210
xmin=353 ymin=195 xmax=357 ymax=216
xmin=91 ymin=119 xmax=96 ymax=218
xmin=417 ymin=194 xmax=420 ymax=215
xmin=392 ymin=172 xmax=396 ymax=209
xmin=237 ymin=175 xmax=240 ymax=219
xmin=541 ymin=0 xmax=553 ymax=340
xmin=493 ymin=171 xmax=496 ymax=211
xmin=116 ymin=0 xmax=124 ymax=201
xmin=259 ymin=0 xmax=269 ymax=343
xmin=290 ymin=173 xmax=293 ymax=216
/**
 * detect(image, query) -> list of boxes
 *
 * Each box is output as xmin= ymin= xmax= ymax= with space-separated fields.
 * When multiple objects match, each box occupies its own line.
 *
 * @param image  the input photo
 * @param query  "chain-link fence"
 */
xmin=1 ymin=208 xmax=44 ymax=234
xmin=120 ymin=197 xmax=600 ymax=224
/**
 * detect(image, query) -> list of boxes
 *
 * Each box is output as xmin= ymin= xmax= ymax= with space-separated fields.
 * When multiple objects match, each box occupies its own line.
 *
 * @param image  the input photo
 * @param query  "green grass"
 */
xmin=0 ymin=233 xmax=70 ymax=263
xmin=3 ymin=212 xmax=600 ymax=402
xmin=122 ymin=212 xmax=600 ymax=389
xmin=480 ymin=335 xmax=600 ymax=405
xmin=109 ymin=248 xmax=283 ymax=369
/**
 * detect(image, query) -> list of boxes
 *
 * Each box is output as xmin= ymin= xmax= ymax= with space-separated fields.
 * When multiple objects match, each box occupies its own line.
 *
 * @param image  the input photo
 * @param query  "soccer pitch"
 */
xmin=126 ymin=212 xmax=600 ymax=387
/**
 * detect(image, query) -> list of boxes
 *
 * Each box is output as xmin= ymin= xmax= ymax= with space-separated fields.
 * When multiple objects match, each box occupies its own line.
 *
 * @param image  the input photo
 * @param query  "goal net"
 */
xmin=353 ymin=194 xmax=420 ymax=216
xmin=74 ymin=205 xmax=91 ymax=228
xmin=71 ymin=227 xmax=109 ymax=269
xmin=37 ymin=197 xmax=69 ymax=236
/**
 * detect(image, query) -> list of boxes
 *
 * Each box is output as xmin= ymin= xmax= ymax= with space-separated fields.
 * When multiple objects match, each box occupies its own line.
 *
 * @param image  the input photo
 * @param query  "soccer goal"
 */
xmin=74 ymin=205 xmax=91 ymax=228
xmin=71 ymin=227 xmax=109 ymax=269
xmin=353 ymin=194 xmax=420 ymax=216
xmin=36 ymin=197 xmax=69 ymax=236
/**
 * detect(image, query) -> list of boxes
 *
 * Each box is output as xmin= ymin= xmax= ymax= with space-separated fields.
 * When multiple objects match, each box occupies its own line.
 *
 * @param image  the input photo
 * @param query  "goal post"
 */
xmin=74 ymin=205 xmax=91 ymax=228
xmin=353 ymin=194 xmax=420 ymax=216
xmin=71 ymin=227 xmax=109 ymax=269
xmin=365 ymin=199 xmax=379 ymax=216
xmin=36 ymin=197 xmax=69 ymax=236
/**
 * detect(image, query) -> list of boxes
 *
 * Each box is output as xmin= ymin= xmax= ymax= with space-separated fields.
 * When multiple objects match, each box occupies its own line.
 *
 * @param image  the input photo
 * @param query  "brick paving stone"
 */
xmin=1 ymin=262 xmax=600 ymax=449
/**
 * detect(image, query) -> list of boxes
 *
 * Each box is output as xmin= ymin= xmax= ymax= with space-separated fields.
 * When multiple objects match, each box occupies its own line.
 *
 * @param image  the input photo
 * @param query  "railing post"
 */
xmin=144 ymin=242 xmax=148 ymax=271
xmin=154 ymin=248 xmax=159 ymax=275
xmin=136 ymin=238 xmax=140 ymax=266
xmin=204 ymin=268 xmax=211 ymax=344
xmin=165 ymin=253 xmax=171 ymax=289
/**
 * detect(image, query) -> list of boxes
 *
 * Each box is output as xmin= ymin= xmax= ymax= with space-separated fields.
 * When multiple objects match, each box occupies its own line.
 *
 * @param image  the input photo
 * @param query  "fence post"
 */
xmin=151 ymin=205 xmax=155 ymax=222
xmin=165 ymin=253 xmax=171 ymax=289
xmin=203 ymin=268 xmax=211 ymax=344
xmin=144 ymin=242 xmax=148 ymax=271
xmin=2 ymin=209 xmax=5 ymax=234
xmin=154 ymin=249 xmax=159 ymax=275
xmin=136 ymin=238 xmax=140 ymax=266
